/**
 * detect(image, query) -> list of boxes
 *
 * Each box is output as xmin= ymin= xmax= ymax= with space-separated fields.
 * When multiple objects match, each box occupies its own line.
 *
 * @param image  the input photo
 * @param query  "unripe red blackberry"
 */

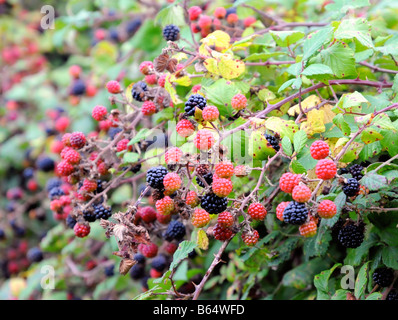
xmin=215 ymin=161 xmax=234 ymax=179
xmin=231 ymin=94 xmax=247 ymax=111
xmin=106 ymin=80 xmax=121 ymax=94
xmin=242 ymin=230 xmax=259 ymax=246
xmin=139 ymin=61 xmax=153 ymax=75
xmin=214 ymin=7 xmax=227 ymax=19
xmin=299 ymin=221 xmax=317 ymax=237
xmin=279 ymin=172 xmax=301 ymax=193
xmin=213 ymin=223 xmax=234 ymax=241
xmin=92 ymin=105 xmax=108 ymax=121
xmin=186 ymin=190 xmax=199 ymax=208
xmin=188 ymin=6 xmax=202 ymax=20
xmin=62 ymin=148 xmax=81 ymax=165
xmin=276 ymin=201 xmax=290 ymax=221
xmin=310 ymin=140 xmax=330 ymax=160
xmin=74 ymin=223 xmax=90 ymax=238
xmin=317 ymin=200 xmax=337 ymax=219
xmin=155 ymin=196 xmax=175 ymax=215
xmin=69 ymin=132 xmax=86 ymax=149
xmin=194 ymin=129 xmax=215 ymax=151
xmin=315 ymin=159 xmax=337 ymax=180
xmin=292 ymin=184 xmax=312 ymax=203
xmin=163 ymin=172 xmax=182 ymax=193
xmin=56 ymin=160 xmax=74 ymax=177
xmin=247 ymin=202 xmax=267 ymax=220
xmin=191 ymin=208 xmax=211 ymax=228
xmin=212 ymin=178 xmax=233 ymax=197
xmin=176 ymin=119 xmax=195 ymax=137
xmin=217 ymin=211 xmax=234 ymax=228
xmin=202 ymin=105 xmax=219 ymax=122
xmin=165 ymin=147 xmax=183 ymax=164
xmin=138 ymin=243 xmax=158 ymax=258
xmin=116 ymin=138 xmax=132 ymax=152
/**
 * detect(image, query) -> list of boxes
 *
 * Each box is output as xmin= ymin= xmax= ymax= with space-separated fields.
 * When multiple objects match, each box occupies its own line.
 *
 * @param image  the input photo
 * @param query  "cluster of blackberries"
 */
xmin=162 ymin=24 xmax=180 ymax=41
xmin=164 ymin=220 xmax=186 ymax=241
xmin=146 ymin=166 xmax=169 ymax=190
xmin=342 ymin=178 xmax=360 ymax=197
xmin=83 ymin=203 xmax=112 ymax=222
xmin=184 ymin=94 xmax=207 ymax=116
xmin=373 ymin=267 xmax=394 ymax=287
xmin=196 ymin=172 xmax=213 ymax=188
xmin=131 ymin=81 xmax=147 ymax=102
xmin=337 ymin=222 xmax=365 ymax=248
xmin=264 ymin=134 xmax=280 ymax=152
xmin=200 ymin=193 xmax=228 ymax=214
xmin=283 ymin=201 xmax=308 ymax=225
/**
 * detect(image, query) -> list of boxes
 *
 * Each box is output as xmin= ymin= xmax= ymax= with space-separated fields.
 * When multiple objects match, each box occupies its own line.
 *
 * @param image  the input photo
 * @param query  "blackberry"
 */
xmin=37 ymin=157 xmax=55 ymax=172
xmin=373 ymin=267 xmax=394 ymax=287
xmin=66 ymin=215 xmax=77 ymax=229
xmin=188 ymin=249 xmax=197 ymax=259
xmin=146 ymin=166 xmax=168 ymax=190
xmin=93 ymin=204 xmax=112 ymax=220
xmin=104 ymin=264 xmax=115 ymax=277
xmin=131 ymin=163 xmax=142 ymax=173
xmin=108 ymin=127 xmax=123 ymax=139
xmin=200 ymin=193 xmax=228 ymax=214
xmin=337 ymin=223 xmax=364 ymax=248
xmin=342 ymin=178 xmax=360 ymax=197
xmin=164 ymin=220 xmax=186 ymax=241
xmin=27 ymin=247 xmax=43 ymax=262
xmin=23 ymin=167 xmax=35 ymax=179
xmin=141 ymin=276 xmax=150 ymax=290
xmin=264 ymin=134 xmax=280 ymax=152
xmin=225 ymin=7 xmax=237 ymax=17
xmin=151 ymin=255 xmax=167 ymax=272
xmin=387 ymin=289 xmax=398 ymax=300
xmin=70 ymin=79 xmax=86 ymax=96
xmin=126 ymin=19 xmax=142 ymax=36
xmin=349 ymin=164 xmax=364 ymax=181
xmin=338 ymin=167 xmax=350 ymax=175
xmin=163 ymin=24 xmax=180 ymax=41
xmin=48 ymin=187 xmax=65 ymax=200
xmin=331 ymin=218 xmax=345 ymax=242
xmin=0 ymin=229 xmax=5 ymax=240
xmin=195 ymin=164 xmax=210 ymax=177
xmin=283 ymin=201 xmax=308 ymax=225
xmin=46 ymin=178 xmax=62 ymax=192
xmin=184 ymin=94 xmax=207 ymax=116
xmin=134 ymin=253 xmax=146 ymax=264
xmin=131 ymin=81 xmax=147 ymax=102
xmin=130 ymin=264 xmax=145 ymax=280
xmin=96 ymin=180 xmax=104 ymax=193
xmin=83 ymin=209 xmax=97 ymax=222
xmin=109 ymin=28 xmax=119 ymax=42
xmin=139 ymin=184 xmax=151 ymax=197
xmin=196 ymin=172 xmax=213 ymax=188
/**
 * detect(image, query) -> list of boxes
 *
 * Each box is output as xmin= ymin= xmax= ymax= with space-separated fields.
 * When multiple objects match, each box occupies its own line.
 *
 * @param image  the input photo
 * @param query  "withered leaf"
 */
xmin=154 ymin=53 xmax=177 ymax=73
xmin=119 ymin=258 xmax=137 ymax=275
xmin=113 ymin=224 xmax=127 ymax=241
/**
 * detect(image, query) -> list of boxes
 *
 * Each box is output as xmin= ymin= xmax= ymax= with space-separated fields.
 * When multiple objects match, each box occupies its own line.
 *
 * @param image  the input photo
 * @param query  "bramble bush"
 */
xmin=0 ymin=0 xmax=398 ymax=301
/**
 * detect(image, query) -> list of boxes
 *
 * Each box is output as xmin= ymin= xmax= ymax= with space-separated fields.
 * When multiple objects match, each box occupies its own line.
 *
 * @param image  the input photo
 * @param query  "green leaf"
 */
xmin=382 ymin=246 xmax=398 ymax=269
xmin=264 ymin=117 xmax=299 ymax=141
xmin=293 ymin=130 xmax=308 ymax=154
xmin=123 ymin=152 xmax=140 ymax=164
xmin=291 ymin=160 xmax=307 ymax=174
xmin=282 ymin=136 xmax=293 ymax=156
xmin=354 ymin=261 xmax=370 ymax=299
xmin=325 ymin=0 xmax=370 ymax=17
xmin=331 ymin=289 xmax=349 ymax=300
xmin=333 ymin=114 xmax=351 ymax=136
xmin=334 ymin=91 xmax=369 ymax=114
xmin=361 ymin=127 xmax=384 ymax=144
xmin=244 ymin=51 xmax=286 ymax=62
xmin=129 ymin=128 xmax=151 ymax=145
xmin=154 ymin=4 xmax=185 ymax=27
xmin=303 ymin=27 xmax=334 ymax=60
xmin=269 ymin=30 xmax=305 ymax=47
xmin=334 ymin=18 xmax=374 ymax=48
xmin=204 ymin=79 xmax=239 ymax=117
xmin=257 ymin=88 xmax=276 ymax=102
xmin=319 ymin=42 xmax=357 ymax=78
xmin=301 ymin=64 xmax=333 ymax=76
xmin=169 ymin=241 xmax=198 ymax=271
xmin=373 ymin=113 xmax=396 ymax=131
xmin=314 ymin=263 xmax=342 ymax=300
xmin=361 ymin=172 xmax=388 ymax=191
xmin=365 ymin=292 xmax=383 ymax=300
xmin=278 ymin=79 xmax=296 ymax=92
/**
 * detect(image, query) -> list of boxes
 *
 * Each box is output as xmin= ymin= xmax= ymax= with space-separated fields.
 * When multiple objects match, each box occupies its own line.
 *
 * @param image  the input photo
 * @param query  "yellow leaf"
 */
xmin=203 ymin=57 xmax=219 ymax=75
xmin=250 ymin=118 xmax=267 ymax=133
xmin=218 ymin=54 xmax=245 ymax=80
xmin=302 ymin=109 xmax=326 ymax=136
xmin=197 ymin=229 xmax=209 ymax=250
xmin=164 ymin=75 xmax=181 ymax=104
xmin=172 ymin=52 xmax=187 ymax=62
xmin=288 ymin=95 xmax=321 ymax=116
xmin=174 ymin=75 xmax=192 ymax=86
xmin=200 ymin=30 xmax=231 ymax=53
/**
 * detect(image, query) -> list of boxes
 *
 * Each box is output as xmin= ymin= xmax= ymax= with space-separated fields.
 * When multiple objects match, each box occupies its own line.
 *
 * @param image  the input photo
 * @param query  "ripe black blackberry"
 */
xmin=48 ymin=187 xmax=65 ymax=200
xmin=331 ymin=218 xmax=345 ymax=242
xmin=46 ymin=178 xmax=62 ymax=192
xmin=37 ymin=157 xmax=55 ymax=172
xmin=373 ymin=267 xmax=394 ymax=287
xmin=387 ymin=289 xmax=398 ymax=300
xmin=70 ymin=79 xmax=86 ymax=96
xmin=337 ymin=223 xmax=364 ymax=248
xmin=83 ymin=209 xmax=97 ymax=222
xmin=282 ymin=201 xmax=308 ymax=225
xmin=342 ymin=178 xmax=360 ymax=197
xmin=66 ymin=214 xmax=77 ymax=229
xmin=146 ymin=166 xmax=168 ymax=190
xmin=151 ymin=255 xmax=167 ymax=272
xmin=104 ymin=264 xmax=115 ymax=277
xmin=23 ymin=167 xmax=35 ymax=179
xmin=96 ymin=180 xmax=104 ymax=193
xmin=131 ymin=163 xmax=142 ymax=173
xmin=349 ymin=164 xmax=364 ymax=181
xmin=93 ymin=204 xmax=112 ymax=220
xmin=164 ymin=220 xmax=186 ymax=241
xmin=27 ymin=247 xmax=43 ymax=262
xmin=131 ymin=81 xmax=147 ymax=102
xmin=200 ymin=193 xmax=228 ymax=214
xmin=126 ymin=19 xmax=141 ymax=36
xmin=130 ymin=264 xmax=145 ymax=280
xmin=162 ymin=24 xmax=180 ymax=41
xmin=0 ymin=229 xmax=5 ymax=241
xmin=196 ymin=172 xmax=213 ymax=188
xmin=264 ymin=134 xmax=280 ymax=152
xmin=134 ymin=253 xmax=146 ymax=264
xmin=184 ymin=94 xmax=207 ymax=116
xmin=338 ymin=167 xmax=350 ymax=175
xmin=108 ymin=127 xmax=123 ymax=139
